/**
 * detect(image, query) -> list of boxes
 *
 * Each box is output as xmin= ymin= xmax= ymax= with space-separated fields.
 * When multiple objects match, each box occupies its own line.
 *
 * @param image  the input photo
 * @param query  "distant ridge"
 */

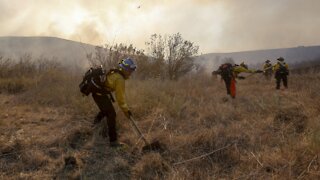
xmin=196 ymin=45 xmax=320 ymax=69
xmin=1 ymin=36 xmax=320 ymax=69
xmin=0 ymin=36 xmax=95 ymax=66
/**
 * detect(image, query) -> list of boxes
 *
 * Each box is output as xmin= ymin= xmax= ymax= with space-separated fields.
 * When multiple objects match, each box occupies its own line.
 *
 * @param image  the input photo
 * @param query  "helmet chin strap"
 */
xmin=118 ymin=67 xmax=131 ymax=79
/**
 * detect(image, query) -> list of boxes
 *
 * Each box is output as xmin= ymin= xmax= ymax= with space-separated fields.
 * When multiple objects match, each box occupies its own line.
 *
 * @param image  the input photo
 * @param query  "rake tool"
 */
xmin=128 ymin=116 xmax=164 ymax=152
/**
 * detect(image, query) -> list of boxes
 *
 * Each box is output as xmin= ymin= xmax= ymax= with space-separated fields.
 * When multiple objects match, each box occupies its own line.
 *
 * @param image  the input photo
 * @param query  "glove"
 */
xmin=212 ymin=70 xmax=221 ymax=75
xmin=124 ymin=110 xmax=133 ymax=118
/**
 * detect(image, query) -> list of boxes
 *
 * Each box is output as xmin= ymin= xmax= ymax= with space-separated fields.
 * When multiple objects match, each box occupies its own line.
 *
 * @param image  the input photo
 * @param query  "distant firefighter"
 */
xmin=215 ymin=63 xmax=234 ymax=97
xmin=273 ymin=57 xmax=289 ymax=89
xmin=215 ymin=62 xmax=258 ymax=98
xmin=263 ymin=60 xmax=273 ymax=81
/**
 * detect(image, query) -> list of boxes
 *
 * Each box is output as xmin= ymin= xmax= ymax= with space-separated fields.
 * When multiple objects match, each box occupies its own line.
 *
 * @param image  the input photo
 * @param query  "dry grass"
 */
xmin=0 ymin=62 xmax=320 ymax=179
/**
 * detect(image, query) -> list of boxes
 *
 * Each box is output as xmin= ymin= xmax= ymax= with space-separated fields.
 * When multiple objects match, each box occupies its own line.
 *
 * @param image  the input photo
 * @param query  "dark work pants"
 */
xmin=275 ymin=74 xmax=288 ymax=89
xmin=92 ymin=93 xmax=117 ymax=143
xmin=222 ymin=76 xmax=232 ymax=95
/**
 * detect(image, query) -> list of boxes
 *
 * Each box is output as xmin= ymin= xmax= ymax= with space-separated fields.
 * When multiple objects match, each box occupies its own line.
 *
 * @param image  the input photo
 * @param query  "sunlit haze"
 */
xmin=1 ymin=0 xmax=320 ymax=53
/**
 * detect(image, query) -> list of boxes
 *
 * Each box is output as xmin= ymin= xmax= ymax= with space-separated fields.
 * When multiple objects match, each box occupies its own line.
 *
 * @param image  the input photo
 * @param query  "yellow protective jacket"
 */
xmin=273 ymin=62 xmax=289 ymax=72
xmin=263 ymin=63 xmax=272 ymax=70
xmin=104 ymin=71 xmax=129 ymax=114
xmin=233 ymin=66 xmax=255 ymax=77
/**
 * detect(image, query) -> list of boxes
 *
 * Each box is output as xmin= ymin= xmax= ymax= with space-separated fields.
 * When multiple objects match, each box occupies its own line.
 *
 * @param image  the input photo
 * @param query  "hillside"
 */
xmin=1 ymin=36 xmax=320 ymax=70
xmin=0 ymin=36 xmax=95 ymax=66
xmin=195 ymin=46 xmax=320 ymax=70
xmin=0 ymin=59 xmax=319 ymax=179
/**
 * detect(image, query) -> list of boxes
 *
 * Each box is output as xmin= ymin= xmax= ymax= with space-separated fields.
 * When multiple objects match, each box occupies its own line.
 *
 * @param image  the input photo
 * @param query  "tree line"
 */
xmin=87 ymin=33 xmax=199 ymax=80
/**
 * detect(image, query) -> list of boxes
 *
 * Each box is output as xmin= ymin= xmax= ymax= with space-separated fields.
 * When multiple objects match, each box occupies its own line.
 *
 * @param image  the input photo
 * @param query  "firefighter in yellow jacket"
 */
xmin=263 ymin=60 xmax=273 ymax=80
xmin=92 ymin=58 xmax=136 ymax=148
xmin=273 ymin=57 xmax=289 ymax=89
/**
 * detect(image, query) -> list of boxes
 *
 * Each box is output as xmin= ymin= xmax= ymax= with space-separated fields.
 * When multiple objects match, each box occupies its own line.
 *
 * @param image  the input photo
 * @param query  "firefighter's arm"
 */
xmin=263 ymin=65 xmax=272 ymax=71
xmin=232 ymin=67 xmax=241 ymax=74
xmin=238 ymin=66 xmax=255 ymax=73
xmin=212 ymin=70 xmax=220 ymax=75
xmin=114 ymin=77 xmax=130 ymax=115
xmin=263 ymin=64 xmax=268 ymax=69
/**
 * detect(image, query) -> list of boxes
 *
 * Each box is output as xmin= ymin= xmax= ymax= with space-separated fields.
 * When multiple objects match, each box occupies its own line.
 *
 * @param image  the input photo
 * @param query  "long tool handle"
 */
xmin=129 ymin=116 xmax=149 ymax=145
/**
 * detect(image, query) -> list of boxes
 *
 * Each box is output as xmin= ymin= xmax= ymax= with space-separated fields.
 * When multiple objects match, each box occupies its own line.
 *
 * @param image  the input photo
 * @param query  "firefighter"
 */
xmin=216 ymin=62 xmax=258 ymax=98
xmin=263 ymin=60 xmax=273 ymax=80
xmin=92 ymin=58 xmax=137 ymax=148
xmin=273 ymin=57 xmax=289 ymax=90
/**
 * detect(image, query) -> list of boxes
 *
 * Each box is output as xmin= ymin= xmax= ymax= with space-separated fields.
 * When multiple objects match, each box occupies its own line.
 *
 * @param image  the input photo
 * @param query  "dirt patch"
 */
xmin=132 ymin=153 xmax=170 ymax=180
xmin=46 ymin=147 xmax=62 ymax=159
xmin=64 ymin=156 xmax=78 ymax=169
xmin=142 ymin=140 xmax=167 ymax=153
xmin=172 ymin=129 xmax=241 ymax=171
xmin=63 ymin=127 xmax=92 ymax=149
xmin=0 ymin=140 xmax=23 ymax=155
xmin=0 ymin=140 xmax=48 ymax=173
xmin=273 ymin=107 xmax=308 ymax=134
xmin=54 ymin=155 xmax=83 ymax=180
xmin=0 ymin=140 xmax=23 ymax=173
xmin=21 ymin=149 xmax=49 ymax=171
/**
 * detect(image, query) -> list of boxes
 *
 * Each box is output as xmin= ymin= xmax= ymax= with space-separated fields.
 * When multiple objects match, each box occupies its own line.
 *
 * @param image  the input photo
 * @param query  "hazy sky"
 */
xmin=1 ymin=0 xmax=320 ymax=53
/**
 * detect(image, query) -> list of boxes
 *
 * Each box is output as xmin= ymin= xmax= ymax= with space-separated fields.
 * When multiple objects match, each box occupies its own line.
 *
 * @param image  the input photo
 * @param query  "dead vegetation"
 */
xmin=0 ymin=58 xmax=320 ymax=179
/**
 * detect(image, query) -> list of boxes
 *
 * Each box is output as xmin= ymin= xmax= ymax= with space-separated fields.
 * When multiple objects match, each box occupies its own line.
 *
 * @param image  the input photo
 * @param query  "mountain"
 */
xmin=0 ymin=36 xmax=95 ymax=66
xmin=1 ymin=36 xmax=320 ymax=70
xmin=195 ymin=46 xmax=320 ymax=70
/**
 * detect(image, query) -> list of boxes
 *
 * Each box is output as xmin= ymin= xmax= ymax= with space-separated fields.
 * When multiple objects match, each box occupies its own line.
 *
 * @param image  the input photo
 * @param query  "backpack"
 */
xmin=218 ymin=63 xmax=233 ymax=77
xmin=79 ymin=66 xmax=107 ymax=96
xmin=278 ymin=63 xmax=289 ymax=75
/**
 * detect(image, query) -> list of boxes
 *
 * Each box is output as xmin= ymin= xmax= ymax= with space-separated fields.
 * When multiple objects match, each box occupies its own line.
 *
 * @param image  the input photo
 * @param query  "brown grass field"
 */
xmin=0 ymin=61 xmax=320 ymax=179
